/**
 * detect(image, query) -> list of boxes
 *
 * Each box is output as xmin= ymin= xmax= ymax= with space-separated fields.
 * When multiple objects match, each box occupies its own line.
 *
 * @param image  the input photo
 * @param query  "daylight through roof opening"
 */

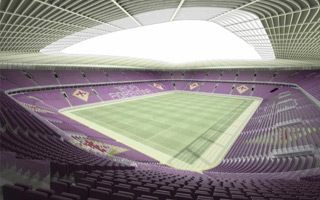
xmin=61 ymin=21 xmax=262 ymax=63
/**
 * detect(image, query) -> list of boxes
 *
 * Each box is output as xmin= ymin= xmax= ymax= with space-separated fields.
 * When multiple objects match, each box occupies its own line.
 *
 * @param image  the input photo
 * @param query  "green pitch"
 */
xmin=62 ymin=92 xmax=261 ymax=172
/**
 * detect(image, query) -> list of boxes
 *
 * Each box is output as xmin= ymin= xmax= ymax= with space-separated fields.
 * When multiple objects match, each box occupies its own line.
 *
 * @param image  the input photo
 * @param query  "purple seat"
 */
xmin=231 ymin=194 xmax=249 ymax=200
xmin=174 ymin=192 xmax=193 ymax=200
xmin=78 ymin=178 xmax=96 ymax=188
xmin=129 ymin=181 xmax=142 ymax=186
xmin=69 ymin=185 xmax=88 ymax=200
xmin=59 ymin=179 xmax=73 ymax=187
xmin=118 ymin=190 xmax=135 ymax=198
xmin=177 ymin=188 xmax=192 ymax=194
xmin=96 ymin=180 xmax=113 ymax=188
xmin=213 ymin=192 xmax=229 ymax=199
xmin=51 ymin=181 xmax=68 ymax=194
xmin=89 ymin=188 xmax=110 ymax=199
xmin=74 ymin=171 xmax=87 ymax=182
xmin=196 ymin=196 xmax=214 ymax=200
xmin=250 ymin=197 xmax=267 ymax=200
xmin=153 ymin=189 xmax=171 ymax=199
xmin=14 ymin=183 xmax=32 ymax=191
xmin=2 ymin=184 xmax=25 ymax=200
xmin=111 ymin=192 xmax=134 ymax=200
xmin=195 ymin=190 xmax=211 ymax=196
xmin=159 ymin=186 xmax=174 ymax=192
xmin=36 ymin=188 xmax=55 ymax=197
xmin=76 ymin=182 xmax=91 ymax=189
xmin=60 ymin=192 xmax=81 ymax=200
xmin=115 ymin=183 xmax=132 ymax=192
xmin=25 ymin=190 xmax=48 ymax=200
xmin=144 ymin=183 xmax=158 ymax=191
xmin=96 ymin=186 xmax=112 ymax=194
xmin=49 ymin=195 xmax=73 ymax=200
xmin=136 ymin=197 xmax=156 ymax=200
xmin=140 ymin=194 xmax=159 ymax=200
xmin=133 ymin=186 xmax=151 ymax=195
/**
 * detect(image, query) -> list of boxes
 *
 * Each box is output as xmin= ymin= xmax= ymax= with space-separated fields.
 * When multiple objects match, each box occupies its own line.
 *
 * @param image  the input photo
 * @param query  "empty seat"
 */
xmin=36 ymin=188 xmax=55 ymax=197
xmin=69 ymin=185 xmax=88 ymax=200
xmin=2 ymin=184 xmax=25 ymax=200
xmin=196 ymin=196 xmax=214 ymax=200
xmin=51 ymin=181 xmax=68 ymax=194
xmin=153 ymin=189 xmax=171 ymax=199
xmin=60 ymin=192 xmax=81 ymax=200
xmin=174 ymin=192 xmax=193 ymax=200
xmin=96 ymin=180 xmax=113 ymax=188
xmin=14 ymin=183 xmax=32 ymax=191
xmin=25 ymin=190 xmax=48 ymax=200
xmin=89 ymin=188 xmax=110 ymax=199
xmin=49 ymin=195 xmax=74 ymax=200
xmin=111 ymin=192 xmax=134 ymax=200
xmin=140 ymin=194 xmax=159 ymax=200
xmin=78 ymin=178 xmax=96 ymax=188
xmin=133 ymin=186 xmax=151 ymax=195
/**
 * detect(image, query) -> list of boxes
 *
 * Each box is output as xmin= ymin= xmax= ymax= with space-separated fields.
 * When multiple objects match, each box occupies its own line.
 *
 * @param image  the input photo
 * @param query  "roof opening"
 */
xmin=62 ymin=20 xmax=261 ymax=64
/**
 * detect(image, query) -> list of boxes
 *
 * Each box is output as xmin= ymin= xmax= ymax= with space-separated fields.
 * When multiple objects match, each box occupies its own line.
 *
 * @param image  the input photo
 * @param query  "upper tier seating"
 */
xmin=1 ymin=69 xmax=319 ymax=101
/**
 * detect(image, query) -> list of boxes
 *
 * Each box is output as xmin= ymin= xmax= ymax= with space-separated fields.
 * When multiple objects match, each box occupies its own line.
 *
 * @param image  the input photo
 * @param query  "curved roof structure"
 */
xmin=0 ymin=0 xmax=319 ymax=69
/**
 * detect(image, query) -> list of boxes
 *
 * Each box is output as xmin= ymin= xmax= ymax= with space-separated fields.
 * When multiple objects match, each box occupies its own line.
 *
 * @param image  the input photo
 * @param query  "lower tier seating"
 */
xmin=3 ymin=169 xmax=320 ymax=200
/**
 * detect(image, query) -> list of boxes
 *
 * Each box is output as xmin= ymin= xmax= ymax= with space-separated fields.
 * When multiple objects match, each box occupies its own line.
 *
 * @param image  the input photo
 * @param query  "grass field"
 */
xmin=63 ymin=92 xmax=261 ymax=171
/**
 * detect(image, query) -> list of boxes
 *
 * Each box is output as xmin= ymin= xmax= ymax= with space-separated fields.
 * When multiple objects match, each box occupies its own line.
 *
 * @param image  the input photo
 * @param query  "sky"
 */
xmin=62 ymin=20 xmax=261 ymax=63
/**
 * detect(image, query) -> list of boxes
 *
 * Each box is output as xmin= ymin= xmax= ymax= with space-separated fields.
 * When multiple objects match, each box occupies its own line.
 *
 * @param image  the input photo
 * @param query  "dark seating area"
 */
xmin=3 ymin=169 xmax=320 ymax=200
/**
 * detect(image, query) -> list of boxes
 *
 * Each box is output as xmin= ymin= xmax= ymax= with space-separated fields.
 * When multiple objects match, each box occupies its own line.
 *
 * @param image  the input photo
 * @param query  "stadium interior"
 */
xmin=0 ymin=0 xmax=320 ymax=200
